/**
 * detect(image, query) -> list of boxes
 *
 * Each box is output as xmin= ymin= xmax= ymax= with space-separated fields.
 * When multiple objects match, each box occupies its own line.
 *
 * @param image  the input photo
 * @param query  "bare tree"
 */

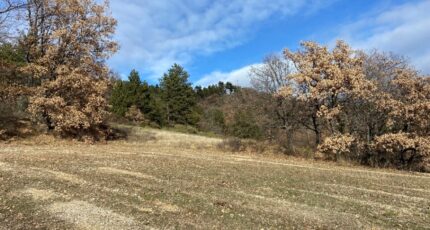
xmin=250 ymin=54 xmax=301 ymax=151
xmin=0 ymin=0 xmax=27 ymax=41
xmin=0 ymin=0 xmax=26 ymax=14
xmin=251 ymin=54 xmax=292 ymax=94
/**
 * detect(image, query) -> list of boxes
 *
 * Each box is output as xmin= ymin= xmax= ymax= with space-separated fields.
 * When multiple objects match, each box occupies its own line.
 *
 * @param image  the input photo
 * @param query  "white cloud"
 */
xmin=335 ymin=0 xmax=430 ymax=74
xmin=108 ymin=0 xmax=336 ymax=79
xmin=194 ymin=64 xmax=261 ymax=87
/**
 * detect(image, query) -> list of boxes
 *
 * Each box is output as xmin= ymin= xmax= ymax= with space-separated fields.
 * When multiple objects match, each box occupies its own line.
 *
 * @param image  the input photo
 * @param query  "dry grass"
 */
xmin=0 ymin=125 xmax=429 ymax=229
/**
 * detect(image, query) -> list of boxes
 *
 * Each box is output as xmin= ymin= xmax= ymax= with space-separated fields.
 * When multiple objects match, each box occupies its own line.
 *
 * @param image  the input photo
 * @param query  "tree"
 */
xmin=126 ymin=70 xmax=142 ymax=108
xmin=195 ymin=81 xmax=234 ymax=99
xmin=250 ymin=54 xmax=300 ymax=151
xmin=0 ymin=0 xmax=27 ymax=40
xmin=195 ymin=81 xmax=243 ymax=135
xmin=282 ymin=41 xmax=430 ymax=171
xmin=0 ymin=42 xmax=30 ymax=139
xmin=109 ymin=69 xmax=152 ymax=119
xmin=145 ymin=84 xmax=165 ymax=126
xmin=160 ymin=64 xmax=198 ymax=125
xmin=225 ymin=82 xmax=237 ymax=94
xmin=126 ymin=70 xmax=151 ymax=113
xmin=282 ymin=40 xmax=373 ymax=144
xmin=251 ymin=54 xmax=292 ymax=94
xmin=350 ymin=51 xmax=413 ymax=142
xmin=221 ymin=88 xmax=270 ymax=140
xmin=0 ymin=42 xmax=28 ymax=100
xmin=24 ymin=0 xmax=118 ymax=141
xmin=0 ymin=0 xmax=26 ymax=14
xmin=388 ymin=69 xmax=430 ymax=136
xmin=229 ymin=111 xmax=262 ymax=139
xmin=110 ymin=80 xmax=128 ymax=116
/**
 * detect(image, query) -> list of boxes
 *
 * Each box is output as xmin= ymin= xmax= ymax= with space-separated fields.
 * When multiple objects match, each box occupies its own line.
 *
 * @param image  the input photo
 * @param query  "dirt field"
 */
xmin=1 ymin=126 xmax=430 ymax=229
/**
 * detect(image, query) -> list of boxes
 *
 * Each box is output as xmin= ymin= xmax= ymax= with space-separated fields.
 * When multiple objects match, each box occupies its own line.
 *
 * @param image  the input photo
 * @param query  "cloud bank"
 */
xmin=337 ymin=0 xmax=430 ymax=74
xmin=194 ymin=64 xmax=262 ymax=87
xmin=108 ymin=0 xmax=334 ymax=79
xmin=209 ymin=0 xmax=430 ymax=88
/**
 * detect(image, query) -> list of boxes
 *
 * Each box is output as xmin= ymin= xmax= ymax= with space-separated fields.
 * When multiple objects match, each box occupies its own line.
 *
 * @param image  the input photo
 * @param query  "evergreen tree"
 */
xmin=125 ymin=69 xmax=150 ymax=112
xmin=194 ymin=81 xmax=239 ymax=99
xmin=160 ymin=64 xmax=198 ymax=125
xmin=225 ymin=82 xmax=237 ymax=94
xmin=110 ymin=70 xmax=151 ymax=118
xmin=110 ymin=80 xmax=128 ymax=116
xmin=140 ymin=81 xmax=152 ymax=114
xmin=144 ymin=85 xmax=165 ymax=126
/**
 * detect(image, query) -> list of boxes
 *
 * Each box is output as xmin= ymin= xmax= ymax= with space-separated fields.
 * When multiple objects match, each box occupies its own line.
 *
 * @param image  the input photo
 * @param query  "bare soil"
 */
xmin=1 ymin=126 xmax=429 ymax=229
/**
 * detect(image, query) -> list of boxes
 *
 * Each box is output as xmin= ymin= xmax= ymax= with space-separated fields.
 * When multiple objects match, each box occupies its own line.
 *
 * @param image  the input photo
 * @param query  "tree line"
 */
xmin=1 ymin=0 xmax=429 ymax=172
xmin=242 ymin=42 xmax=429 ymax=172
xmin=108 ymin=64 xmax=257 ymax=139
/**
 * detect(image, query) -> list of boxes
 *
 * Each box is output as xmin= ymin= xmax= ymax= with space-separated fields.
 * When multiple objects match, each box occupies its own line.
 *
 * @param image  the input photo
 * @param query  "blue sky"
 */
xmin=108 ymin=0 xmax=430 ymax=86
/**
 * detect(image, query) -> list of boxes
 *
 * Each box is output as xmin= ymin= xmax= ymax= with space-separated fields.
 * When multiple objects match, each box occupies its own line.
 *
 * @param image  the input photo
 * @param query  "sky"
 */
xmin=107 ymin=0 xmax=430 ymax=86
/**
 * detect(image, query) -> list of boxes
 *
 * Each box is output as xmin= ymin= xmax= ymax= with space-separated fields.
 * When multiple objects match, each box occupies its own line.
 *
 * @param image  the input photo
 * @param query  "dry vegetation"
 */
xmin=1 ymin=1 xmax=430 ymax=228
xmin=1 ymin=126 xmax=429 ymax=229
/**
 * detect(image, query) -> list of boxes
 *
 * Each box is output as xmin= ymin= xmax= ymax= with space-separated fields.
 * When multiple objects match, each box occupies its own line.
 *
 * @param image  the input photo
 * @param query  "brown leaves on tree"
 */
xmin=281 ymin=40 xmax=430 ymax=171
xmin=22 ymin=0 xmax=117 ymax=141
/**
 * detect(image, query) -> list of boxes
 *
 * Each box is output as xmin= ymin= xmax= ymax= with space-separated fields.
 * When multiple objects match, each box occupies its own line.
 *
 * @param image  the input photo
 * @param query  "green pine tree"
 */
xmin=110 ymin=70 xmax=151 ymax=117
xmin=126 ymin=70 xmax=144 ymax=110
xmin=160 ymin=64 xmax=198 ymax=125
xmin=110 ymin=80 xmax=128 ymax=116
xmin=146 ymin=85 xmax=166 ymax=127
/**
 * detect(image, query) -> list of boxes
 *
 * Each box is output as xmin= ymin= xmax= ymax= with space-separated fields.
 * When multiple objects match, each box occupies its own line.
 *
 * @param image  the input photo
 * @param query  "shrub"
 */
xmin=369 ymin=133 xmax=430 ymax=172
xmin=198 ymin=108 xmax=225 ymax=135
xmin=245 ymin=140 xmax=267 ymax=154
xmin=228 ymin=111 xmax=262 ymax=139
xmin=171 ymin=124 xmax=199 ymax=134
xmin=125 ymin=105 xmax=146 ymax=124
xmin=317 ymin=134 xmax=363 ymax=161
xmin=218 ymin=138 xmax=243 ymax=152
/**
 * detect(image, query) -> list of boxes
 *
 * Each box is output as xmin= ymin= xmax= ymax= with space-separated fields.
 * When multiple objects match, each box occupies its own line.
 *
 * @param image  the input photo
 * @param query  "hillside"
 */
xmin=1 ymin=127 xmax=429 ymax=229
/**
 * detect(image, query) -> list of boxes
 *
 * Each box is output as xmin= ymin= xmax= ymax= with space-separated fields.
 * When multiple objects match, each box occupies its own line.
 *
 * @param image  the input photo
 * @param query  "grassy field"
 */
xmin=1 ymin=126 xmax=429 ymax=229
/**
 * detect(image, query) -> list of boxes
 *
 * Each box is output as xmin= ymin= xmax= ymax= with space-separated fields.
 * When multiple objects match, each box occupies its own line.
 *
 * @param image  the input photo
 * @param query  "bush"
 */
xmin=245 ymin=140 xmax=267 ymax=154
xmin=228 ymin=111 xmax=262 ymax=139
xmin=317 ymin=134 xmax=363 ymax=162
xmin=218 ymin=138 xmax=243 ymax=152
xmin=198 ymin=108 xmax=225 ymax=135
xmin=171 ymin=124 xmax=199 ymax=134
xmin=0 ymin=94 xmax=38 ymax=140
xmin=368 ymin=133 xmax=430 ymax=172
xmin=125 ymin=105 xmax=146 ymax=124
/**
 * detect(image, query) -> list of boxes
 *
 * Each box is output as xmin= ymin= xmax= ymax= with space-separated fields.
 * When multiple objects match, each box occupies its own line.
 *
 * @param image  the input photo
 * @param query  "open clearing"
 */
xmin=1 ymin=126 xmax=430 ymax=229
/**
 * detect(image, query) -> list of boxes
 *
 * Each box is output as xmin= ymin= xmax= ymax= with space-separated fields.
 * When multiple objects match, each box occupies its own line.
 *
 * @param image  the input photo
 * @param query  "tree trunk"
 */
xmin=312 ymin=115 xmax=321 ymax=145
xmin=285 ymin=129 xmax=294 ymax=153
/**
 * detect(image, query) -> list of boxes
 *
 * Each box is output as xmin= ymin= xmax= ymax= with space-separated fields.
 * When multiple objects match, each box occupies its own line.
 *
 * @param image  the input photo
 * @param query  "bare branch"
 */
xmin=0 ymin=0 xmax=27 ymax=14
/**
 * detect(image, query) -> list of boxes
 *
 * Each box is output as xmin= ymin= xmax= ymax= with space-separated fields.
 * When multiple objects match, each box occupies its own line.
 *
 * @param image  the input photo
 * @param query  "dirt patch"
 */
xmin=154 ymin=200 xmax=181 ymax=213
xmin=31 ymin=167 xmax=87 ymax=185
xmin=98 ymin=167 xmax=161 ymax=182
xmin=234 ymin=190 xmax=364 ymax=228
xmin=318 ymin=182 xmax=428 ymax=202
xmin=47 ymin=200 xmax=142 ymax=230
xmin=20 ymin=188 xmax=63 ymax=201
xmin=0 ymin=161 xmax=13 ymax=171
